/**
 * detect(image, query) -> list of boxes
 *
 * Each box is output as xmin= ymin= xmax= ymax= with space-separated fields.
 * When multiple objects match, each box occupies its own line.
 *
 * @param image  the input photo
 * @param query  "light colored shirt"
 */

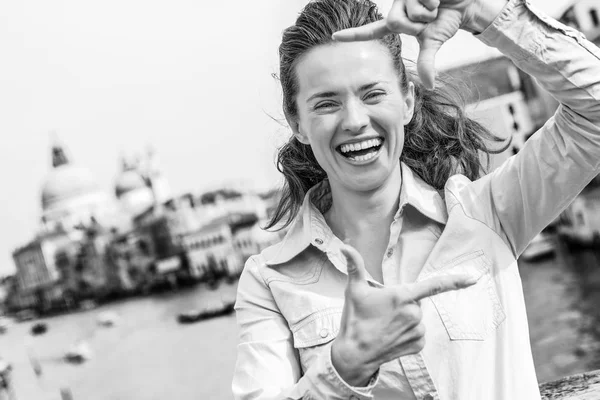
xmin=232 ymin=0 xmax=600 ymax=399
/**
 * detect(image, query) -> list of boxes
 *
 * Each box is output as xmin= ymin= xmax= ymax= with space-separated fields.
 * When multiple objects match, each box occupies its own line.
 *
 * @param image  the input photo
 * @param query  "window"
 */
xmin=591 ymin=9 xmax=599 ymax=27
xmin=576 ymin=212 xmax=585 ymax=226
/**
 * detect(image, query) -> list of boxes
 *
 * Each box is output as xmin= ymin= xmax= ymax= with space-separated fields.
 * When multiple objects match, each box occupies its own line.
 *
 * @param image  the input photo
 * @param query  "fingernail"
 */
xmin=464 ymin=276 xmax=479 ymax=285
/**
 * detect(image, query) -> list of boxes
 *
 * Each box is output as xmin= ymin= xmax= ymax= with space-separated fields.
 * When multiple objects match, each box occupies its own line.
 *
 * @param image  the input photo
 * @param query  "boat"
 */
xmin=556 ymin=182 xmax=600 ymax=247
xmin=177 ymin=298 xmax=235 ymax=324
xmin=520 ymin=232 xmax=556 ymax=261
xmin=96 ymin=311 xmax=119 ymax=327
xmin=65 ymin=341 xmax=92 ymax=364
xmin=30 ymin=322 xmax=48 ymax=336
xmin=0 ymin=317 xmax=11 ymax=334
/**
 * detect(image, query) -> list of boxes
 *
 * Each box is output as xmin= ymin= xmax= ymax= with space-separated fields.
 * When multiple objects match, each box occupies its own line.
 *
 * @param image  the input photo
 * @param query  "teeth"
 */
xmin=340 ymin=138 xmax=382 ymax=154
xmin=350 ymin=152 xmax=377 ymax=162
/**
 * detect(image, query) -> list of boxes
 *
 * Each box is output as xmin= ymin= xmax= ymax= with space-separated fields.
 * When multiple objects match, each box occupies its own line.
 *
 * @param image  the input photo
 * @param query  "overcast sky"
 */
xmin=0 ymin=0 xmax=570 ymax=276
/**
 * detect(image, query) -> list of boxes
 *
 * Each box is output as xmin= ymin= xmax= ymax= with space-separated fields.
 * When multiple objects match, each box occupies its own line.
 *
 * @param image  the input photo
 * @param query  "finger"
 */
xmin=416 ymin=37 xmax=443 ymax=90
xmin=332 ymin=20 xmax=391 ymax=42
xmin=406 ymin=273 xmax=478 ymax=302
xmin=405 ymin=0 xmax=438 ymax=23
xmin=419 ymin=0 xmax=440 ymax=11
xmin=340 ymin=244 xmax=369 ymax=286
xmin=386 ymin=0 xmax=427 ymax=36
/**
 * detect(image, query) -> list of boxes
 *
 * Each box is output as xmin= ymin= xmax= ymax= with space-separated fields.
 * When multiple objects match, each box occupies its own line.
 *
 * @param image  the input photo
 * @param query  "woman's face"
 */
xmin=291 ymin=40 xmax=414 ymax=193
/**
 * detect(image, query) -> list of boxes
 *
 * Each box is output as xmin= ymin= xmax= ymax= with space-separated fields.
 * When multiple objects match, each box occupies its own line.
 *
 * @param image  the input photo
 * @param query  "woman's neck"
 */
xmin=325 ymin=165 xmax=402 ymax=243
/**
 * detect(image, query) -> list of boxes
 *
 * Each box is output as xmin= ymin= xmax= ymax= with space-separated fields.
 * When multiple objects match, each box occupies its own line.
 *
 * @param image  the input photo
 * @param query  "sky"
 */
xmin=0 ymin=0 xmax=570 ymax=276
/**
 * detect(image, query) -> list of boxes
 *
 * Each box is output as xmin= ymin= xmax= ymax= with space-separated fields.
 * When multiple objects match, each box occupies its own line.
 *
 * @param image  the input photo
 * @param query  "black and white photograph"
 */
xmin=1 ymin=0 xmax=600 ymax=399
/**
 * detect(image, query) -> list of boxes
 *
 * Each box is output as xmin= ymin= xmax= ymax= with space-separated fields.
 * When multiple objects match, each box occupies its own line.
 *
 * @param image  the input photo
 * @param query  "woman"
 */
xmin=233 ymin=0 xmax=600 ymax=398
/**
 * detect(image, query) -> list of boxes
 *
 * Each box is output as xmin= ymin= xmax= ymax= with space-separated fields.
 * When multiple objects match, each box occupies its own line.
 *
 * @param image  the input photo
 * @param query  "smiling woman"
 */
xmin=267 ymin=2 xmax=507 ymax=231
xmin=233 ymin=0 xmax=600 ymax=399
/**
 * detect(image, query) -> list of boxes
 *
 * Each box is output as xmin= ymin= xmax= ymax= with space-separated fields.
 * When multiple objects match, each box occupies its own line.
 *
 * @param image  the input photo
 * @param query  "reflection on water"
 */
xmin=521 ymin=235 xmax=600 ymax=383
xmin=2 ymin=282 xmax=239 ymax=400
xmin=3 ymin=238 xmax=600 ymax=399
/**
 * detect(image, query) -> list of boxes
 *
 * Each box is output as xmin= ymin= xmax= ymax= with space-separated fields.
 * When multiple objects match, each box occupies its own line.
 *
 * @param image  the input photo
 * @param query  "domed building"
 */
xmin=40 ymin=142 xmax=114 ymax=233
xmin=114 ymin=157 xmax=155 ymax=217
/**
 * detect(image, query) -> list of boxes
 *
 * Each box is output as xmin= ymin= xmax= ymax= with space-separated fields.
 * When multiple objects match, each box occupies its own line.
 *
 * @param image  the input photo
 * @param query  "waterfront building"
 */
xmin=8 ymin=140 xmax=144 ymax=311
xmin=11 ymin=231 xmax=74 ymax=311
xmin=7 ymin=136 xmax=277 ymax=310
xmin=559 ymin=0 xmax=600 ymax=42
xmin=40 ymin=141 xmax=119 ymax=234
xmin=9 ymin=139 xmax=120 ymax=310
xmin=439 ymin=0 xmax=600 ymax=172
xmin=0 ymin=276 xmax=14 ymax=315
xmin=106 ymin=227 xmax=157 ymax=293
xmin=180 ymin=216 xmax=241 ymax=281
xmin=232 ymin=217 xmax=284 ymax=265
xmin=114 ymin=156 xmax=155 ymax=217
xmin=198 ymin=187 xmax=270 ymax=221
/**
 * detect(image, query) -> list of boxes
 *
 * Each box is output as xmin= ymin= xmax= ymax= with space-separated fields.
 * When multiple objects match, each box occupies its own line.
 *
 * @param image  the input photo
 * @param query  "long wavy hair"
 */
xmin=265 ymin=0 xmax=508 ymax=230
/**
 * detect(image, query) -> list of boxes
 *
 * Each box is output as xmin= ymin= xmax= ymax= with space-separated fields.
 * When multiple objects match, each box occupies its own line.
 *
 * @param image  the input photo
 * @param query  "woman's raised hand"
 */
xmin=331 ymin=244 xmax=477 ymax=386
xmin=332 ymin=0 xmax=508 ymax=89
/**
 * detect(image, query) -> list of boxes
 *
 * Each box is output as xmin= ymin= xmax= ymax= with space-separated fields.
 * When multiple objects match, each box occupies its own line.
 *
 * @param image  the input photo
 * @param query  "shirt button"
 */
xmin=386 ymin=248 xmax=394 ymax=257
xmin=319 ymin=328 xmax=329 ymax=338
xmin=423 ymin=395 xmax=434 ymax=400
xmin=314 ymin=238 xmax=323 ymax=245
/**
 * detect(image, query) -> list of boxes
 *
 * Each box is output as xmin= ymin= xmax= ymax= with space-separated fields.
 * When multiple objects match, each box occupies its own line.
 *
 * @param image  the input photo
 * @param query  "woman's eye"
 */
xmin=364 ymin=91 xmax=385 ymax=101
xmin=314 ymin=102 xmax=337 ymax=111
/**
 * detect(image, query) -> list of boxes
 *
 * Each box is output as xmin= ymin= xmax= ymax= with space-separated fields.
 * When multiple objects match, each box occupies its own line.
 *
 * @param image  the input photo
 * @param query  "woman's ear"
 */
xmin=285 ymin=112 xmax=310 ymax=145
xmin=403 ymin=81 xmax=416 ymax=125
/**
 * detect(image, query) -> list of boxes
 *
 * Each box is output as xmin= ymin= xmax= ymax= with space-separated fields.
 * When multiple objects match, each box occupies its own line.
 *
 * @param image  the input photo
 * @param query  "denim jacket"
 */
xmin=233 ymin=0 xmax=600 ymax=399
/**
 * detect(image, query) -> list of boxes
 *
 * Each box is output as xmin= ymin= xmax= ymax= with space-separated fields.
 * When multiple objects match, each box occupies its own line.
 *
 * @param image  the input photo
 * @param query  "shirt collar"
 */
xmin=263 ymin=163 xmax=447 ymax=266
xmin=398 ymin=163 xmax=448 ymax=225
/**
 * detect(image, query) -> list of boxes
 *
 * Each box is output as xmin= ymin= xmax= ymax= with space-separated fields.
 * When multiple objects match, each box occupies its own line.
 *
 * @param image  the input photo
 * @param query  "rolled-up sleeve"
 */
xmin=232 ymin=256 xmax=378 ymax=400
xmin=450 ymin=0 xmax=600 ymax=256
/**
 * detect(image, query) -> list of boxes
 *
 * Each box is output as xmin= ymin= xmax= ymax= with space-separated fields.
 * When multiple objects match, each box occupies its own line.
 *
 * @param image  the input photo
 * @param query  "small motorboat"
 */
xmin=0 ymin=317 xmax=12 ymax=334
xmin=96 ymin=311 xmax=119 ymax=327
xmin=64 ymin=341 xmax=92 ymax=364
xmin=521 ymin=232 xmax=556 ymax=262
xmin=30 ymin=322 xmax=48 ymax=336
xmin=177 ymin=299 xmax=235 ymax=324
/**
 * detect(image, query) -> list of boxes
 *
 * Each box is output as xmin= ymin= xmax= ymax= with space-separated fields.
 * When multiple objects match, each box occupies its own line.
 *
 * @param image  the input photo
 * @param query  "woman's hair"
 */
xmin=265 ymin=0 xmax=508 ymax=230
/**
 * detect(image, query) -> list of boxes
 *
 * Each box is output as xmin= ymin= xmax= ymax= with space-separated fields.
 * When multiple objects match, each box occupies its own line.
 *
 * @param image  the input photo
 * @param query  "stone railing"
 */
xmin=540 ymin=369 xmax=600 ymax=399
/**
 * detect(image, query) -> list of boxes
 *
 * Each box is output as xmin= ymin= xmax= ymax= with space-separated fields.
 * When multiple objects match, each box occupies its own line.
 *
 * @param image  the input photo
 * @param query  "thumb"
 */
xmin=416 ymin=37 xmax=443 ymax=90
xmin=340 ymin=244 xmax=368 ymax=287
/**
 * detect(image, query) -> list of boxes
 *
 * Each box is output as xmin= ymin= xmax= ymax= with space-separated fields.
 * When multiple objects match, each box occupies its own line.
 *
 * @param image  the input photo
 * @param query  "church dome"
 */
xmin=41 ymin=162 xmax=99 ymax=211
xmin=115 ymin=169 xmax=147 ymax=198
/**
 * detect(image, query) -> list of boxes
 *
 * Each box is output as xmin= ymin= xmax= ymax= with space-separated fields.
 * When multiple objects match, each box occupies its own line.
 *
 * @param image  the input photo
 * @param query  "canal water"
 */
xmin=2 ymin=235 xmax=600 ymax=399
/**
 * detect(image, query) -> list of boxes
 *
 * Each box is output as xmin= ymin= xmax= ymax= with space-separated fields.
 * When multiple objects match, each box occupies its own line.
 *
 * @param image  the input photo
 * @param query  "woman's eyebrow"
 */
xmin=306 ymin=82 xmax=383 ymax=103
xmin=307 ymin=91 xmax=338 ymax=102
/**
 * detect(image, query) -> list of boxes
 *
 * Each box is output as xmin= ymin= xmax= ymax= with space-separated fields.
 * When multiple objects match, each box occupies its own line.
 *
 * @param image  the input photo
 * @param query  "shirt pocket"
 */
xmin=424 ymin=250 xmax=506 ymax=341
xmin=290 ymin=308 xmax=342 ymax=373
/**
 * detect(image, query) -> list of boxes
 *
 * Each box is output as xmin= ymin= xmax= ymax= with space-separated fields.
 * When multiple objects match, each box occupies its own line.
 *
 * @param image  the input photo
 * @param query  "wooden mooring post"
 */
xmin=540 ymin=369 xmax=600 ymax=399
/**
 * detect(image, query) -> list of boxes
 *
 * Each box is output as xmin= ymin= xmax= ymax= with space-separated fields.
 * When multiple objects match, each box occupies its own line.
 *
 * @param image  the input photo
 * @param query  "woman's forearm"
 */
xmin=466 ymin=0 xmax=509 ymax=34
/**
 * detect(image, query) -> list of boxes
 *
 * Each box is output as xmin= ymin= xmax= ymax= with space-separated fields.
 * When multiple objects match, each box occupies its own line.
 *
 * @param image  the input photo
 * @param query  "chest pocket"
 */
xmin=290 ymin=308 xmax=342 ymax=373
xmin=423 ymin=250 xmax=506 ymax=341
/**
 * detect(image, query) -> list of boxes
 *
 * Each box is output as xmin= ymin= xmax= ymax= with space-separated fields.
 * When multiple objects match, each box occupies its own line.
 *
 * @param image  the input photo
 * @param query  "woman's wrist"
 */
xmin=331 ymin=338 xmax=379 ymax=387
xmin=465 ymin=0 xmax=510 ymax=34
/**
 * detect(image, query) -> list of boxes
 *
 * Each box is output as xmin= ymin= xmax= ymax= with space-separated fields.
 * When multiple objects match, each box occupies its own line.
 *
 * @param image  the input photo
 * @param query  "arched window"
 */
xmin=591 ymin=9 xmax=599 ymax=27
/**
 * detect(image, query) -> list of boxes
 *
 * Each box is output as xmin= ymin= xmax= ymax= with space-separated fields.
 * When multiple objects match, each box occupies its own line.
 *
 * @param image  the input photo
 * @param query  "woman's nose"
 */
xmin=341 ymin=100 xmax=369 ymax=133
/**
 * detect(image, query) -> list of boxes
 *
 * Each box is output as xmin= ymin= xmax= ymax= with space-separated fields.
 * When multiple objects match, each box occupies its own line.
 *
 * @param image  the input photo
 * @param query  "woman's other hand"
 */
xmin=332 ymin=0 xmax=508 ymax=89
xmin=331 ymin=244 xmax=477 ymax=386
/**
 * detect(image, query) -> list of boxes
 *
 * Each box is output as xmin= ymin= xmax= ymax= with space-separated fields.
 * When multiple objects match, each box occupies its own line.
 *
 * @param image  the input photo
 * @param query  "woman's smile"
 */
xmin=336 ymin=137 xmax=384 ymax=164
